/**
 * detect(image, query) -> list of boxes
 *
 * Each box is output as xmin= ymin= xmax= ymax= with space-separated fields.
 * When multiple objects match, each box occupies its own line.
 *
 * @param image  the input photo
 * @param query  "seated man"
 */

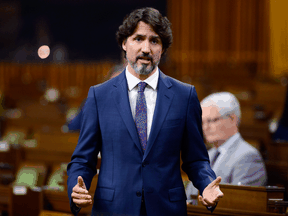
xmin=186 ymin=92 xmax=267 ymax=201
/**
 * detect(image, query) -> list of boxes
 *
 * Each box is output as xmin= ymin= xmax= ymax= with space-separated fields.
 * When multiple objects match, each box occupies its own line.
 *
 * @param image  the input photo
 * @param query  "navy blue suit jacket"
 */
xmin=67 ymin=70 xmax=216 ymax=216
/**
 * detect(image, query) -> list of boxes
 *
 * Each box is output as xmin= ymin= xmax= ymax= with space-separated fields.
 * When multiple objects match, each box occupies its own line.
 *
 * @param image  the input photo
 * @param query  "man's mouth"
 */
xmin=138 ymin=58 xmax=151 ymax=64
xmin=137 ymin=56 xmax=152 ymax=63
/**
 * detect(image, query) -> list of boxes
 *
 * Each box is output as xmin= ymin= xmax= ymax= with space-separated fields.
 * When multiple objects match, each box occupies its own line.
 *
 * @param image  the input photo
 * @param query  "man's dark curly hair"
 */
xmin=116 ymin=7 xmax=173 ymax=58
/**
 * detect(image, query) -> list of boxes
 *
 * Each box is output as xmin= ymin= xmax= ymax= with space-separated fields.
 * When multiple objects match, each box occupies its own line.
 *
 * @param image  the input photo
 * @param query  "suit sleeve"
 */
xmin=181 ymin=86 xmax=216 ymax=196
xmin=67 ymin=86 xmax=101 ymax=215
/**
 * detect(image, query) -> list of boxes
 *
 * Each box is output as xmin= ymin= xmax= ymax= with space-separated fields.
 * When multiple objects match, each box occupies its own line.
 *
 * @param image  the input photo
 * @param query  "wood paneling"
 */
xmin=270 ymin=0 xmax=288 ymax=77
xmin=167 ymin=0 xmax=270 ymax=81
xmin=0 ymin=62 xmax=115 ymax=105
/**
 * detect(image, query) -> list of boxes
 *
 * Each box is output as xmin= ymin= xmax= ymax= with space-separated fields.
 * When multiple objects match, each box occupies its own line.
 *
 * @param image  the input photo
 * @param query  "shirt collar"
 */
xmin=125 ymin=66 xmax=159 ymax=91
xmin=217 ymin=132 xmax=240 ymax=154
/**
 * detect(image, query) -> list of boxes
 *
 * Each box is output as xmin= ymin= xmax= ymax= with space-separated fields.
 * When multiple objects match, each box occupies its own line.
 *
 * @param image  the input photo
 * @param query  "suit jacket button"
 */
xmin=142 ymin=163 xmax=145 ymax=167
xmin=136 ymin=191 xmax=142 ymax=197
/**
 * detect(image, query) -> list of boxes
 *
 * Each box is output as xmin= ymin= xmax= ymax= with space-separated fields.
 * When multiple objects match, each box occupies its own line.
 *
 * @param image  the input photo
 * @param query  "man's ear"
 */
xmin=122 ymin=40 xmax=127 ymax=51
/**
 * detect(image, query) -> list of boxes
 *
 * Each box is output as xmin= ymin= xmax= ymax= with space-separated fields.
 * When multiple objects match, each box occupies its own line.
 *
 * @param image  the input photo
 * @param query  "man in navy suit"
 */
xmin=67 ymin=7 xmax=223 ymax=216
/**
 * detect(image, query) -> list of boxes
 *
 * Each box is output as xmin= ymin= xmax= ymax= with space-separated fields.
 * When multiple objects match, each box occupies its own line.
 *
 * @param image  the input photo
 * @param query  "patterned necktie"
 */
xmin=210 ymin=150 xmax=220 ymax=167
xmin=135 ymin=82 xmax=147 ymax=151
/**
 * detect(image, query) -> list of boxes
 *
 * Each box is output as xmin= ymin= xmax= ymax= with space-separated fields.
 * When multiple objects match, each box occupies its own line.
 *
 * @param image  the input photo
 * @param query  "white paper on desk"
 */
xmin=13 ymin=186 xmax=27 ymax=195
xmin=0 ymin=141 xmax=9 ymax=152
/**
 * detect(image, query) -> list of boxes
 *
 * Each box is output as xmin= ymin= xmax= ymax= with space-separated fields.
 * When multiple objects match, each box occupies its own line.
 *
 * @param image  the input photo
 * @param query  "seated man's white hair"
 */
xmin=201 ymin=92 xmax=241 ymax=125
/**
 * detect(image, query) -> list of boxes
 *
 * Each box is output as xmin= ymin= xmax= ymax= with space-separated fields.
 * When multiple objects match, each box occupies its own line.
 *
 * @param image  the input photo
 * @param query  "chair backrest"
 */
xmin=14 ymin=162 xmax=47 ymax=188
xmin=46 ymin=163 xmax=68 ymax=191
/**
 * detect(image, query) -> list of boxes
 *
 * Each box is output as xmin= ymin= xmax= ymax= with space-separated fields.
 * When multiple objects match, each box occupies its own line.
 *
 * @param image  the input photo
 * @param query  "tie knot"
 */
xmin=138 ymin=82 xmax=147 ymax=92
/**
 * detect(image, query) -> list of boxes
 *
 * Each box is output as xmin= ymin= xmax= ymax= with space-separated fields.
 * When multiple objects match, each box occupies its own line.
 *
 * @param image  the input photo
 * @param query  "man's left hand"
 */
xmin=198 ymin=176 xmax=224 ymax=207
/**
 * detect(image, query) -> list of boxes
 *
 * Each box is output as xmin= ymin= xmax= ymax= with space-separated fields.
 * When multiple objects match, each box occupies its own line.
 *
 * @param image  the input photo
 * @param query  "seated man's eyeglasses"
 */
xmin=203 ymin=114 xmax=232 ymax=125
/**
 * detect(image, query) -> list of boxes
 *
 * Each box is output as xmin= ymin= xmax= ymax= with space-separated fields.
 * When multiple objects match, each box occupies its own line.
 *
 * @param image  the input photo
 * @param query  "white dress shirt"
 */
xmin=125 ymin=66 xmax=159 ymax=140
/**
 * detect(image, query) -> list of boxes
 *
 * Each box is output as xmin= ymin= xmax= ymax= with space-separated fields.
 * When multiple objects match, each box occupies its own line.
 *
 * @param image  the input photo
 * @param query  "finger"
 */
xmin=73 ymin=185 xmax=89 ymax=194
xmin=73 ymin=197 xmax=93 ymax=204
xmin=203 ymin=197 xmax=214 ymax=206
xmin=78 ymin=176 xmax=87 ymax=189
xmin=71 ymin=192 xmax=92 ymax=200
xmin=74 ymin=198 xmax=93 ymax=208
xmin=217 ymin=189 xmax=224 ymax=198
xmin=213 ymin=176 xmax=222 ymax=186
xmin=203 ymin=197 xmax=217 ymax=206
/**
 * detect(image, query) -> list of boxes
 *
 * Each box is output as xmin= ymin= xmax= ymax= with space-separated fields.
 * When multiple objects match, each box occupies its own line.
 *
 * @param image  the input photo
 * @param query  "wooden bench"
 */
xmin=188 ymin=184 xmax=288 ymax=215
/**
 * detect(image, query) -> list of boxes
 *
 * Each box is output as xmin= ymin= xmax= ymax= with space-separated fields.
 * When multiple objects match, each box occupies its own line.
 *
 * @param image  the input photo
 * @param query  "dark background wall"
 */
xmin=1 ymin=0 xmax=167 ymax=62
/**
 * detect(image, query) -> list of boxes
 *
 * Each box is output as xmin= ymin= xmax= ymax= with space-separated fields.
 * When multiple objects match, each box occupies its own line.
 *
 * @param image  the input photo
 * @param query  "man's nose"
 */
xmin=141 ymin=40 xmax=151 ymax=54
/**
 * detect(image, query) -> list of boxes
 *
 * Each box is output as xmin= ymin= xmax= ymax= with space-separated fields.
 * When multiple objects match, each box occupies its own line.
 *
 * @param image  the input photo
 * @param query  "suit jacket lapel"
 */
xmin=112 ymin=70 xmax=143 ymax=153
xmin=213 ymin=136 xmax=241 ymax=174
xmin=144 ymin=71 xmax=174 ymax=160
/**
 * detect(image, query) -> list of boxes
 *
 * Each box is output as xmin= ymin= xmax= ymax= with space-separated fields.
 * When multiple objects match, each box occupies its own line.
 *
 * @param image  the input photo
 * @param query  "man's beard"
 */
xmin=129 ymin=55 xmax=160 ymax=75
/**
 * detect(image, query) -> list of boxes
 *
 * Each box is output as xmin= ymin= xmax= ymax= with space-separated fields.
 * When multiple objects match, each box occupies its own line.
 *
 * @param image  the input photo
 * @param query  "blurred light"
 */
xmin=23 ymin=139 xmax=37 ymax=148
xmin=53 ymin=47 xmax=66 ymax=62
xmin=5 ymin=108 xmax=23 ymax=119
xmin=61 ymin=125 xmax=69 ymax=133
xmin=13 ymin=186 xmax=27 ymax=195
xmin=38 ymin=45 xmax=50 ymax=59
xmin=3 ymin=131 xmax=25 ymax=146
xmin=235 ymin=91 xmax=251 ymax=101
xmin=0 ymin=141 xmax=9 ymax=152
xmin=44 ymin=88 xmax=60 ymax=102
xmin=66 ymin=107 xmax=78 ymax=122
xmin=269 ymin=118 xmax=279 ymax=133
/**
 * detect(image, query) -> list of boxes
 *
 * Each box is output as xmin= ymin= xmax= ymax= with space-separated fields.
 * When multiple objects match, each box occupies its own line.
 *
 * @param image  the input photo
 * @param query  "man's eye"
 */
xmin=135 ymin=37 xmax=142 ymax=41
xmin=151 ymin=40 xmax=158 ymax=44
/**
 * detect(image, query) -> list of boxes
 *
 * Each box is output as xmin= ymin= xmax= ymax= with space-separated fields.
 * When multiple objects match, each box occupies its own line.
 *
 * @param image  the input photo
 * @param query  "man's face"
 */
xmin=202 ymin=106 xmax=236 ymax=145
xmin=122 ymin=21 xmax=163 ymax=77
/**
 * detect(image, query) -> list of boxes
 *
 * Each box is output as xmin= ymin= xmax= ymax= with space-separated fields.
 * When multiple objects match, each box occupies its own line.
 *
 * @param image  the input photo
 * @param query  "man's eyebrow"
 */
xmin=150 ymin=35 xmax=161 ymax=40
xmin=133 ymin=34 xmax=160 ymax=39
xmin=134 ymin=34 xmax=145 ymax=38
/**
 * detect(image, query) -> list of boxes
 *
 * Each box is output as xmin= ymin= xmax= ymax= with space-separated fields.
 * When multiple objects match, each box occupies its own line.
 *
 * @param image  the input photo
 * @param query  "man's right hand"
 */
xmin=71 ymin=176 xmax=93 ymax=208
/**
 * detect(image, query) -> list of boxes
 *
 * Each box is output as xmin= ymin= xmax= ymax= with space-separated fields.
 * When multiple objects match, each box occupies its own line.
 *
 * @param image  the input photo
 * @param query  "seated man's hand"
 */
xmin=71 ymin=176 xmax=93 ymax=208
xmin=198 ymin=176 xmax=224 ymax=208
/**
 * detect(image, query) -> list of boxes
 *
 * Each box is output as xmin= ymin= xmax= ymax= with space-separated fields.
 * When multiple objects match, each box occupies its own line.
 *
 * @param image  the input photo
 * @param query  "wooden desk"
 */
xmin=40 ymin=210 xmax=73 ymax=216
xmin=192 ymin=184 xmax=287 ymax=215
xmin=215 ymin=184 xmax=285 ymax=212
xmin=0 ymin=184 xmax=9 ymax=212
xmin=44 ymin=183 xmax=288 ymax=216
xmin=9 ymin=186 xmax=43 ymax=216
xmin=187 ymin=205 xmax=285 ymax=216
